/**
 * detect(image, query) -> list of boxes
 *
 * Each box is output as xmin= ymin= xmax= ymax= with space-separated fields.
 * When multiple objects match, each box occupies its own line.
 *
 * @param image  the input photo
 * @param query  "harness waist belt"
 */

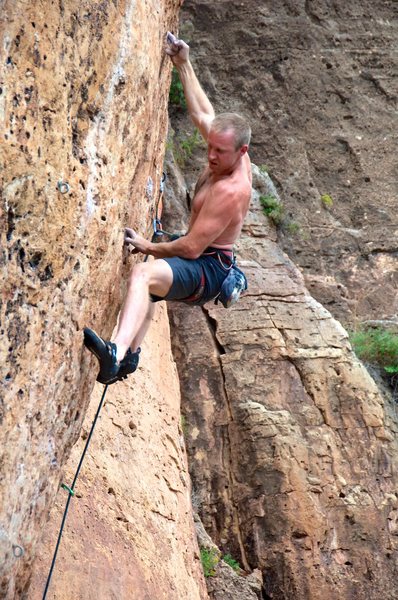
xmin=203 ymin=246 xmax=234 ymax=266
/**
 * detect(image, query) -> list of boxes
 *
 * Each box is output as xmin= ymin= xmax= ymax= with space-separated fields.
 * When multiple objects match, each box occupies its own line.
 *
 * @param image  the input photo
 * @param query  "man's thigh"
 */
xmin=146 ymin=258 xmax=174 ymax=297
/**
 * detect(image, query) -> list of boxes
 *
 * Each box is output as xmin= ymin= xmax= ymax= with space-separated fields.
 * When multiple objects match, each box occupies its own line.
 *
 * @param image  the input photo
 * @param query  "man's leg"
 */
xmin=112 ymin=259 xmax=173 ymax=361
xmin=129 ymin=302 xmax=155 ymax=353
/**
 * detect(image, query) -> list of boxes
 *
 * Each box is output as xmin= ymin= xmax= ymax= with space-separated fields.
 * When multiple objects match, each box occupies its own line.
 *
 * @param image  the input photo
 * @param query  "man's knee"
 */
xmin=128 ymin=262 xmax=151 ymax=286
xmin=127 ymin=260 xmax=173 ymax=295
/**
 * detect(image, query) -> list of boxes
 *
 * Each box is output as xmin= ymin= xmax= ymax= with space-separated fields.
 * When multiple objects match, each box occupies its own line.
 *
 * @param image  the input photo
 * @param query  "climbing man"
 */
xmin=83 ymin=32 xmax=252 ymax=384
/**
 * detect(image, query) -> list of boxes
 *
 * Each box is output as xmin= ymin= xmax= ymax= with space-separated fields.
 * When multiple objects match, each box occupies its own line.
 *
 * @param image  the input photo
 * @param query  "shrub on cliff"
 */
xmin=169 ymin=68 xmax=187 ymax=109
xmin=350 ymin=327 xmax=398 ymax=374
xmin=200 ymin=547 xmax=219 ymax=577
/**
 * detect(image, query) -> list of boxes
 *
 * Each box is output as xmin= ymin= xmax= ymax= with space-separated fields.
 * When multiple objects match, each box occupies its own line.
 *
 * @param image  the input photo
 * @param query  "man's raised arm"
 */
xmin=166 ymin=32 xmax=214 ymax=140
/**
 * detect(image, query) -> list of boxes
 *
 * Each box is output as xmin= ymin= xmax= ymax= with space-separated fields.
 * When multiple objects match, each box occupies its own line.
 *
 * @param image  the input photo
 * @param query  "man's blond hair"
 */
xmin=210 ymin=112 xmax=251 ymax=149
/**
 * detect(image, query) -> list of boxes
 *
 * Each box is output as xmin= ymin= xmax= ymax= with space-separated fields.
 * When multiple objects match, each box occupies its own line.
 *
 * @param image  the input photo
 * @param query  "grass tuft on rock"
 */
xmin=200 ymin=547 xmax=219 ymax=577
xmin=222 ymin=553 xmax=241 ymax=572
xmin=260 ymin=194 xmax=283 ymax=224
xmin=169 ymin=68 xmax=187 ymax=109
xmin=350 ymin=327 xmax=398 ymax=374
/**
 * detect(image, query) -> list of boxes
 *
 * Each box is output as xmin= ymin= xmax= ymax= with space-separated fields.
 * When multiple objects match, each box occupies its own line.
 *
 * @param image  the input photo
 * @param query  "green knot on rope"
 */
xmin=61 ymin=483 xmax=75 ymax=496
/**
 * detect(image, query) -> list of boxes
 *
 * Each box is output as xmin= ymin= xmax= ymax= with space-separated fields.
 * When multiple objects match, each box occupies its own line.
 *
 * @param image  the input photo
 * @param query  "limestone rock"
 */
xmin=167 ymin=165 xmax=398 ymax=599
xmin=30 ymin=306 xmax=207 ymax=599
xmin=1 ymin=1 xmax=208 ymax=597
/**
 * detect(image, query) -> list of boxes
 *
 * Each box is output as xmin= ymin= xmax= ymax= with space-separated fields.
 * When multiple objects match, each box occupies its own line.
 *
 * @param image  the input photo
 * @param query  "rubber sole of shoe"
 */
xmin=83 ymin=328 xmax=120 ymax=385
xmin=117 ymin=348 xmax=140 ymax=380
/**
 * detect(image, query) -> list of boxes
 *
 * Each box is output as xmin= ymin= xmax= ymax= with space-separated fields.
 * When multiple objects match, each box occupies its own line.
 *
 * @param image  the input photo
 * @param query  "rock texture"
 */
xmin=195 ymin=514 xmax=263 ymax=600
xmin=177 ymin=0 xmax=398 ymax=326
xmin=30 ymin=305 xmax=207 ymax=600
xmin=0 ymin=1 xmax=207 ymax=598
xmin=167 ymin=164 xmax=398 ymax=599
xmin=3 ymin=1 xmax=398 ymax=598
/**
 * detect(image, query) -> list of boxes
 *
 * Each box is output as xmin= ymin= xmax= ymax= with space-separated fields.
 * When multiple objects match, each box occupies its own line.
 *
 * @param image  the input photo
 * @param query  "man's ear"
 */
xmin=239 ymin=144 xmax=249 ymax=156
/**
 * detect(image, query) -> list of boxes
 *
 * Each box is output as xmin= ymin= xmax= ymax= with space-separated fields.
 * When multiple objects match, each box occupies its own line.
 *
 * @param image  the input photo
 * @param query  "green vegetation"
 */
xmin=169 ymin=68 xmax=186 ymax=109
xmin=321 ymin=193 xmax=334 ymax=208
xmin=259 ymin=194 xmax=284 ymax=224
xmin=350 ymin=327 xmax=398 ymax=374
xmin=285 ymin=221 xmax=300 ymax=235
xmin=179 ymin=128 xmax=203 ymax=159
xmin=180 ymin=414 xmax=188 ymax=436
xmin=222 ymin=554 xmax=241 ymax=572
xmin=200 ymin=547 xmax=219 ymax=577
xmin=259 ymin=194 xmax=304 ymax=237
xmin=259 ymin=164 xmax=269 ymax=175
xmin=169 ymin=128 xmax=205 ymax=167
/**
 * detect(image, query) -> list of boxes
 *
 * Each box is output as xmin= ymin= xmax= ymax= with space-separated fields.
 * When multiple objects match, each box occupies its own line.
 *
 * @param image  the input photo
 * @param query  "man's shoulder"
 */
xmin=209 ymin=179 xmax=242 ymax=205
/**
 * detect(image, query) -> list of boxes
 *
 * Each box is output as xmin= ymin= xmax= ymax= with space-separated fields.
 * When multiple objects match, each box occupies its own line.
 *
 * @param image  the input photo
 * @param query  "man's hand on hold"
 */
xmin=124 ymin=228 xmax=150 ymax=255
xmin=166 ymin=32 xmax=189 ymax=67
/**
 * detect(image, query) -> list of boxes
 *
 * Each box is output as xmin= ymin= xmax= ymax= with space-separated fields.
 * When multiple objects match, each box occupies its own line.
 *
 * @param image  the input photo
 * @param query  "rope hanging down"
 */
xmin=43 ymin=172 xmax=167 ymax=597
xmin=42 ymin=384 xmax=109 ymax=599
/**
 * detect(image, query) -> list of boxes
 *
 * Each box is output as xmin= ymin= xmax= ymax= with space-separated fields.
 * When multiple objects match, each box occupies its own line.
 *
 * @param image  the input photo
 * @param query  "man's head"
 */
xmin=207 ymin=113 xmax=251 ymax=174
xmin=210 ymin=113 xmax=251 ymax=150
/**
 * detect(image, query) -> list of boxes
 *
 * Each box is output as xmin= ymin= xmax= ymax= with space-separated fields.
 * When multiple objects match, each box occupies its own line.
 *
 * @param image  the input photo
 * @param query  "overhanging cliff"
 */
xmin=1 ymin=1 xmax=207 ymax=598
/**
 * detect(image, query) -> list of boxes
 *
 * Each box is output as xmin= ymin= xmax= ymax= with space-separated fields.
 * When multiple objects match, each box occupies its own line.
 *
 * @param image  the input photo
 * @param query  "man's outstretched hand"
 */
xmin=124 ymin=228 xmax=150 ymax=255
xmin=166 ymin=31 xmax=189 ymax=67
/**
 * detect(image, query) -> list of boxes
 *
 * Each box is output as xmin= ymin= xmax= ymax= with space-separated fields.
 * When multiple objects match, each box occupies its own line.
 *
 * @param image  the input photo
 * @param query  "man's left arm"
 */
xmin=125 ymin=184 xmax=235 ymax=259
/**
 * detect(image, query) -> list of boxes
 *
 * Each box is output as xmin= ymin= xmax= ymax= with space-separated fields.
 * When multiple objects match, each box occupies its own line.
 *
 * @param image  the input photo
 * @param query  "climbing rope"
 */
xmin=42 ymin=384 xmax=109 ymax=599
xmin=43 ymin=172 xmax=167 ymax=597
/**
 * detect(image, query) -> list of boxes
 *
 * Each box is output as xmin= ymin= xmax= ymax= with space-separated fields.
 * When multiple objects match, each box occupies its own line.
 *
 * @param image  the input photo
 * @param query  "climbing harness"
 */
xmin=42 ymin=384 xmax=109 ymax=599
xmin=183 ymin=269 xmax=206 ymax=304
xmin=182 ymin=247 xmax=247 ymax=308
xmin=203 ymin=247 xmax=234 ymax=270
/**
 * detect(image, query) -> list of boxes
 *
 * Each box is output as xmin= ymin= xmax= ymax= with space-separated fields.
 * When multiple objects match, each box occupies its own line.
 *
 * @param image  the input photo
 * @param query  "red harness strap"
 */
xmin=183 ymin=269 xmax=206 ymax=303
xmin=183 ymin=248 xmax=234 ymax=304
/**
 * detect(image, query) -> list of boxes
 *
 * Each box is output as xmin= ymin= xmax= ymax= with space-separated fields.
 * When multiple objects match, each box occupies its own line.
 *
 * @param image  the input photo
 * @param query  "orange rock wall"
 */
xmin=30 ymin=305 xmax=207 ymax=599
xmin=1 ymin=2 xmax=207 ymax=598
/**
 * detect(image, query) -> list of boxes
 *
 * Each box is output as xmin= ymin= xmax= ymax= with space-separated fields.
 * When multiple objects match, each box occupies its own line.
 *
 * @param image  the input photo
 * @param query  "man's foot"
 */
xmin=83 ymin=328 xmax=120 ymax=385
xmin=117 ymin=348 xmax=141 ymax=380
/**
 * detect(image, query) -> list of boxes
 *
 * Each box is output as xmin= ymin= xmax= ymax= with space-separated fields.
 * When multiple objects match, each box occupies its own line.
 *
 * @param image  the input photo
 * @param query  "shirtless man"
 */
xmin=83 ymin=33 xmax=252 ymax=384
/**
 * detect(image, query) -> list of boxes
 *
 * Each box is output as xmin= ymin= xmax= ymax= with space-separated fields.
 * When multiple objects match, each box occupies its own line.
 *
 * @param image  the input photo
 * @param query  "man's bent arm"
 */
xmin=125 ymin=183 xmax=235 ymax=260
xmin=125 ymin=230 xmax=209 ymax=261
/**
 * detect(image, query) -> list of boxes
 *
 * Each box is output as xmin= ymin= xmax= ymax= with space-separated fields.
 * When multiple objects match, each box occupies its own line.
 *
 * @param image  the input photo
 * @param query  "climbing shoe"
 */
xmin=118 ymin=347 xmax=141 ymax=381
xmin=83 ymin=328 xmax=120 ymax=385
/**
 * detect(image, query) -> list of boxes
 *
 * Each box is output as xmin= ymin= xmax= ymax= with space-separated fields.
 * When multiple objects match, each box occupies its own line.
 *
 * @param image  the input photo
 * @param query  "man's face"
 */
xmin=207 ymin=128 xmax=247 ymax=174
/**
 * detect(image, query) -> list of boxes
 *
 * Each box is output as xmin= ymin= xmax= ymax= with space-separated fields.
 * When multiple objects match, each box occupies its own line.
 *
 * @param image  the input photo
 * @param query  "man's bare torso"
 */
xmin=188 ymin=154 xmax=252 ymax=249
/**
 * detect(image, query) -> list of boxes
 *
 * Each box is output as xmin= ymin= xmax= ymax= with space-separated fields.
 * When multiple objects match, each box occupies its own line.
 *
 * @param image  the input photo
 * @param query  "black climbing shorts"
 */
xmin=151 ymin=249 xmax=232 ymax=305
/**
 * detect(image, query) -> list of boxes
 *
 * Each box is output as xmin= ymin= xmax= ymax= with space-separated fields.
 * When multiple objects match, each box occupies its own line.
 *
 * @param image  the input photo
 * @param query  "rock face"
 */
xmin=1 ymin=1 xmax=208 ymax=598
xmin=3 ymin=1 xmax=398 ymax=599
xmin=167 ymin=165 xmax=398 ymax=599
xmin=177 ymin=0 xmax=398 ymax=326
xmin=195 ymin=514 xmax=263 ymax=600
xmin=30 ymin=305 xmax=207 ymax=600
